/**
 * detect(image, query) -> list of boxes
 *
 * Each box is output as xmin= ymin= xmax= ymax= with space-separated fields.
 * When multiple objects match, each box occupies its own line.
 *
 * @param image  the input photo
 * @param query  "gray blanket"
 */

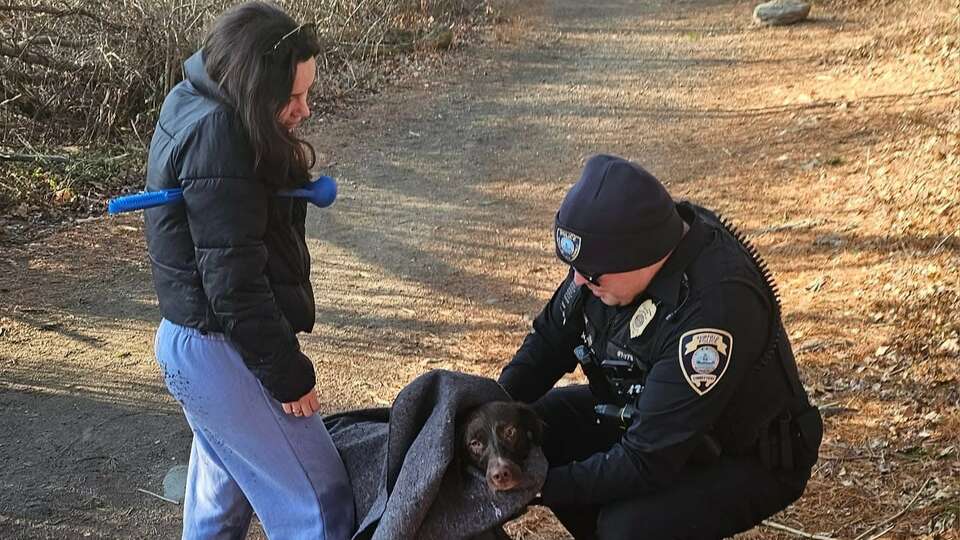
xmin=324 ymin=370 xmax=547 ymax=540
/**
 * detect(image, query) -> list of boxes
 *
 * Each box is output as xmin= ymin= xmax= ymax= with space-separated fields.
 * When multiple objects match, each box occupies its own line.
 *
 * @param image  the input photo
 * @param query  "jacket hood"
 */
xmin=184 ymin=50 xmax=230 ymax=105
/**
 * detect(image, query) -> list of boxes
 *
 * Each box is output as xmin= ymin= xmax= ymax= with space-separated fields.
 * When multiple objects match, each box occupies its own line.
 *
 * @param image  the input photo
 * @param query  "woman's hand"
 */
xmin=282 ymin=386 xmax=321 ymax=417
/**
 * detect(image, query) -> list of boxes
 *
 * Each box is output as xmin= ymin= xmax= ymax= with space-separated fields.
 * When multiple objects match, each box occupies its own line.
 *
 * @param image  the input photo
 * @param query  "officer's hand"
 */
xmin=282 ymin=386 xmax=321 ymax=417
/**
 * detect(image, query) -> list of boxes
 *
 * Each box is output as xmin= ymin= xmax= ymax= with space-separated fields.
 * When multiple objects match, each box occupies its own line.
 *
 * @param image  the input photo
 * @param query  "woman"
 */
xmin=144 ymin=2 xmax=355 ymax=538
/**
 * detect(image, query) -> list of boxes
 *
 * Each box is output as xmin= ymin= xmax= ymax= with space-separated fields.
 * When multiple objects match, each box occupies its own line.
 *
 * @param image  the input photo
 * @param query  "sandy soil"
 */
xmin=1 ymin=0 xmax=958 ymax=538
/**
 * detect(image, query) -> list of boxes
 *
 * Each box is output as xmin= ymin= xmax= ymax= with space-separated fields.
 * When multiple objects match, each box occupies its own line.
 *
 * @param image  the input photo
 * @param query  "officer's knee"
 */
xmin=782 ymin=466 xmax=813 ymax=506
xmin=596 ymin=500 xmax=719 ymax=540
xmin=596 ymin=501 xmax=652 ymax=540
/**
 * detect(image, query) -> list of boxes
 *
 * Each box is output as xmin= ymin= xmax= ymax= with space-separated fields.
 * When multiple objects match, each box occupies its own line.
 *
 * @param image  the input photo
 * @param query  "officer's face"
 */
xmin=572 ymin=222 xmax=687 ymax=306
xmin=573 ymin=263 xmax=663 ymax=306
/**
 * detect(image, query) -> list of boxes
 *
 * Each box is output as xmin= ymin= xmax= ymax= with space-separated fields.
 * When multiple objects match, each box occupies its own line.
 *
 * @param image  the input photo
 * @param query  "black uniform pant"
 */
xmin=532 ymin=385 xmax=811 ymax=540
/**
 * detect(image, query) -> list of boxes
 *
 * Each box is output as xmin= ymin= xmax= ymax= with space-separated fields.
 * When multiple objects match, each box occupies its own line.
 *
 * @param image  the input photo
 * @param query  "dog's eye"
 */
xmin=503 ymin=425 xmax=518 ymax=441
xmin=469 ymin=439 xmax=484 ymax=453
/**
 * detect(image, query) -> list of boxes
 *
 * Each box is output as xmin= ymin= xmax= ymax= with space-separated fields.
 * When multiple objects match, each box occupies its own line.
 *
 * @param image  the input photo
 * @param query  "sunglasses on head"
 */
xmin=264 ymin=22 xmax=316 ymax=56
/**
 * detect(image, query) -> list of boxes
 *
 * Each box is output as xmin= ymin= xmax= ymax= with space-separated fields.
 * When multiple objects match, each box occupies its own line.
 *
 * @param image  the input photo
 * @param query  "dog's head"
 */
xmin=458 ymin=401 xmax=544 ymax=492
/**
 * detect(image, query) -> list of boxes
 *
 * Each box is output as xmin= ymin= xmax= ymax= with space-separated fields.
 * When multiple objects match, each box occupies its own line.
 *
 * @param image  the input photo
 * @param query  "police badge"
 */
xmin=678 ymin=328 xmax=733 ymax=395
xmin=629 ymin=299 xmax=657 ymax=339
xmin=556 ymin=227 xmax=582 ymax=262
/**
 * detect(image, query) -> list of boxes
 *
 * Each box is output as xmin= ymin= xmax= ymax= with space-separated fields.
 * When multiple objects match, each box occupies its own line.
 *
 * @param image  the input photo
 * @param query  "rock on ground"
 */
xmin=753 ymin=0 xmax=811 ymax=26
xmin=163 ymin=464 xmax=189 ymax=503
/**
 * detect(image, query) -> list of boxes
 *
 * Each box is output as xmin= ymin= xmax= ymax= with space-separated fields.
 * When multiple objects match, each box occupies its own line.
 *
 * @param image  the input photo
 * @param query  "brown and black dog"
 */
xmin=458 ymin=401 xmax=544 ymax=493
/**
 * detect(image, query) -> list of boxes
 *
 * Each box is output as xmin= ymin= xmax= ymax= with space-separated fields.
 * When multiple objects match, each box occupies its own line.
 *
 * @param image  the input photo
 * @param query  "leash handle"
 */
xmin=108 ymin=188 xmax=183 ymax=215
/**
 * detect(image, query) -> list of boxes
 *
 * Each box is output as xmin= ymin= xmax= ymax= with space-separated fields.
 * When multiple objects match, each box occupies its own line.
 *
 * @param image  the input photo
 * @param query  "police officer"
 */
xmin=498 ymin=155 xmax=823 ymax=539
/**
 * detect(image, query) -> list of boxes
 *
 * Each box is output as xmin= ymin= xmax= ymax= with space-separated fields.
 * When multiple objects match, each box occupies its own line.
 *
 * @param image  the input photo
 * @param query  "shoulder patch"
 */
xmin=629 ymin=299 xmax=657 ymax=339
xmin=678 ymin=328 xmax=733 ymax=396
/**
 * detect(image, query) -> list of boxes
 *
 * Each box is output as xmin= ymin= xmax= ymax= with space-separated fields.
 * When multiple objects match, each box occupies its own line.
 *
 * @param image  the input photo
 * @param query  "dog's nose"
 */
xmin=491 ymin=467 xmax=512 ymax=485
xmin=487 ymin=458 xmax=521 ymax=491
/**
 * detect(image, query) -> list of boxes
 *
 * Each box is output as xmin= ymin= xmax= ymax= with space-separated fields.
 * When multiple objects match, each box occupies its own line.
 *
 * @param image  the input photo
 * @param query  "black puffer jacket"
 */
xmin=144 ymin=50 xmax=316 ymax=402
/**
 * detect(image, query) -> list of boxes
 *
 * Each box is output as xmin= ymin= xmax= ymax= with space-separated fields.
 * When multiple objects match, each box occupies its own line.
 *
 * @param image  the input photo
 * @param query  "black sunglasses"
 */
xmin=575 ymin=268 xmax=603 ymax=286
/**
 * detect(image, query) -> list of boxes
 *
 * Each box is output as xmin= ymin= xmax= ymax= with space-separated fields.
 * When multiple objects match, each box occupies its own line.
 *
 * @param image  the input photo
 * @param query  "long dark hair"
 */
xmin=203 ymin=2 xmax=320 ymax=189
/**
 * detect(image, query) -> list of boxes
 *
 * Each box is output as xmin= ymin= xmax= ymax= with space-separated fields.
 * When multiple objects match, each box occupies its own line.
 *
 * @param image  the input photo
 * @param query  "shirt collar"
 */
xmin=644 ymin=202 xmax=710 ymax=307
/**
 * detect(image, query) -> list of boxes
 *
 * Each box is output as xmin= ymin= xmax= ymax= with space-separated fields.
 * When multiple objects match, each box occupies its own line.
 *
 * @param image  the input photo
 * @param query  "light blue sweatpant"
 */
xmin=154 ymin=319 xmax=356 ymax=540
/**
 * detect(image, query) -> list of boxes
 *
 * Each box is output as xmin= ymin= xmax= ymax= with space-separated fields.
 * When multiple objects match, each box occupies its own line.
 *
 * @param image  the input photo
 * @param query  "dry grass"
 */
xmin=0 ymin=0 xmax=489 ymax=144
xmin=0 ymin=0 xmax=509 ymax=218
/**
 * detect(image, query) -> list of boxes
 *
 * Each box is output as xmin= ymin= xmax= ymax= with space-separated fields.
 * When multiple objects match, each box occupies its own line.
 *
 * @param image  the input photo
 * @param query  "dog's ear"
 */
xmin=515 ymin=403 xmax=545 ymax=446
xmin=453 ymin=408 xmax=474 ymax=481
xmin=455 ymin=409 xmax=471 ymax=459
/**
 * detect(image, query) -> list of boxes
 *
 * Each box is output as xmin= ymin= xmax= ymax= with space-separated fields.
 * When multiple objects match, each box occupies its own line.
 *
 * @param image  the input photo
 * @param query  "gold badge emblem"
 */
xmin=629 ymin=299 xmax=657 ymax=339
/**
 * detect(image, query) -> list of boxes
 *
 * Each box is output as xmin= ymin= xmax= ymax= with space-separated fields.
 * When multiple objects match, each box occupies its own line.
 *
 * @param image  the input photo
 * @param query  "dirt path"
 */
xmin=2 ymin=0 xmax=957 ymax=538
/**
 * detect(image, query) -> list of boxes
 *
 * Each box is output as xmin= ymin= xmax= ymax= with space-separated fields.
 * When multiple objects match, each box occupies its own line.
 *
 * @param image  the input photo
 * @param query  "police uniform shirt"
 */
xmin=499 ymin=202 xmax=794 ymax=506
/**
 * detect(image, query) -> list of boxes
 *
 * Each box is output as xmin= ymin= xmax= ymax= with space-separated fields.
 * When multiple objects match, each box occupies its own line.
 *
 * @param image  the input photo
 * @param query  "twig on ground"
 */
xmin=136 ymin=488 xmax=179 ymax=505
xmin=73 ymin=454 xmax=108 ymax=464
xmin=820 ymin=453 xmax=874 ymax=461
xmin=820 ymin=405 xmax=859 ymax=418
xmin=834 ymin=516 xmax=865 ymax=536
xmin=930 ymin=231 xmax=955 ymax=254
xmin=865 ymin=524 xmax=896 ymax=540
xmin=852 ymin=478 xmax=931 ymax=540
xmin=74 ymin=216 xmax=105 ymax=224
xmin=762 ymin=520 xmax=838 ymax=540
xmin=754 ymin=218 xmax=825 ymax=235
xmin=0 ymin=152 xmax=69 ymax=163
xmin=883 ymin=364 xmax=910 ymax=380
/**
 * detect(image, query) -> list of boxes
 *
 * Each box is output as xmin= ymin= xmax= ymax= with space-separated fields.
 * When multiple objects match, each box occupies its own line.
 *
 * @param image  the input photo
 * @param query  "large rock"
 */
xmin=753 ymin=0 xmax=811 ymax=26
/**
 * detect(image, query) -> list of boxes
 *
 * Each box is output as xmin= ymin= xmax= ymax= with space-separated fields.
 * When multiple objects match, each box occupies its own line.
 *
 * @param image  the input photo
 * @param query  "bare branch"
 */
xmin=0 ymin=152 xmax=70 ymax=163
xmin=0 ymin=4 xmax=126 ymax=30
xmin=0 ymin=4 xmax=72 ymax=15
xmin=16 ymin=35 xmax=87 ymax=49
xmin=0 ymin=93 xmax=20 ymax=108
xmin=0 ymin=82 xmax=53 ymax=121
xmin=0 ymin=42 xmax=82 ymax=71
xmin=1 ymin=65 xmax=68 ymax=85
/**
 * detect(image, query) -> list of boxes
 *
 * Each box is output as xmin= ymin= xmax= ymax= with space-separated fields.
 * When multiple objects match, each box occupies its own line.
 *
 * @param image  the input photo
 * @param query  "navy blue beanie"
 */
xmin=554 ymin=154 xmax=683 ymax=275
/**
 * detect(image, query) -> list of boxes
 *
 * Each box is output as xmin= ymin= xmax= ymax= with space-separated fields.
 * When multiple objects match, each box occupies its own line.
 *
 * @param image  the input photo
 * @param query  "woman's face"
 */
xmin=278 ymin=56 xmax=317 ymax=132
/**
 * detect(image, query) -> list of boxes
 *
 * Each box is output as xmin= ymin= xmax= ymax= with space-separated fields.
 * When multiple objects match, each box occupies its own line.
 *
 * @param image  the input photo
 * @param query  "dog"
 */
xmin=458 ymin=400 xmax=544 ymax=493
